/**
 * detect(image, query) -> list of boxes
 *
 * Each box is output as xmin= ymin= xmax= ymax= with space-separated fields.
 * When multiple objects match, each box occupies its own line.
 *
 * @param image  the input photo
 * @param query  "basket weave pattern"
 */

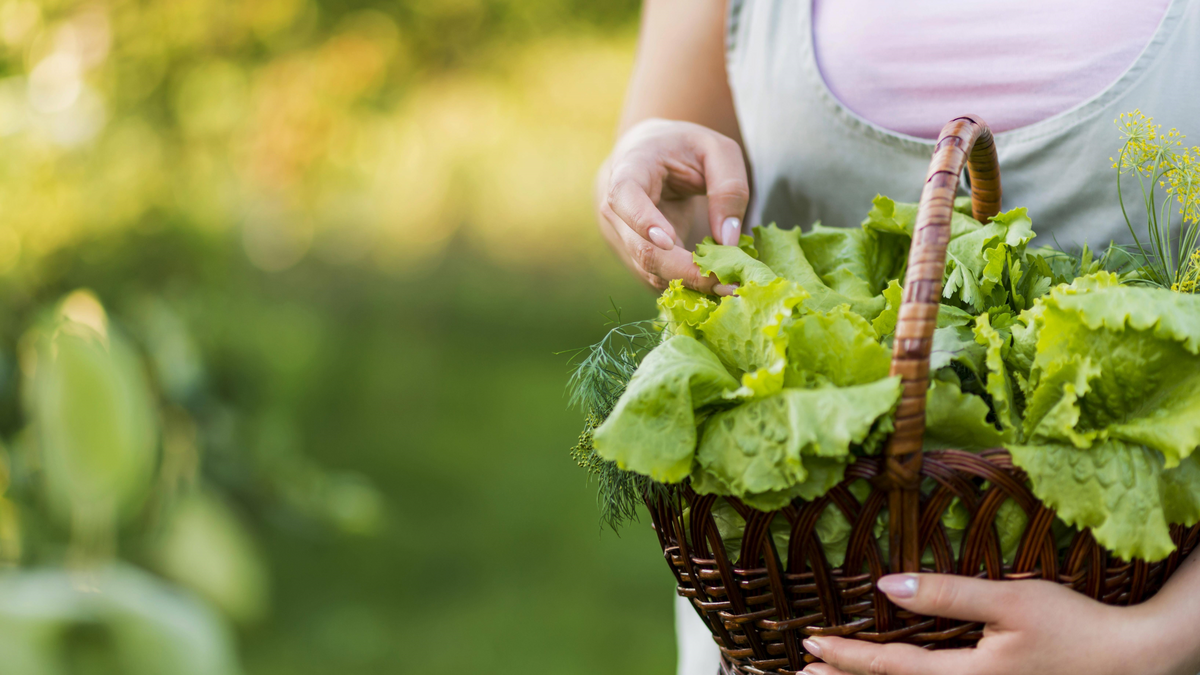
xmin=649 ymin=454 xmax=1200 ymax=674
xmin=644 ymin=116 xmax=1200 ymax=675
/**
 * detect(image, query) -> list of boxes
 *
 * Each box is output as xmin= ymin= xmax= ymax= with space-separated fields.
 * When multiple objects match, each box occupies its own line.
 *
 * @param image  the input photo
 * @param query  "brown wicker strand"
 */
xmin=885 ymin=115 xmax=1002 ymax=573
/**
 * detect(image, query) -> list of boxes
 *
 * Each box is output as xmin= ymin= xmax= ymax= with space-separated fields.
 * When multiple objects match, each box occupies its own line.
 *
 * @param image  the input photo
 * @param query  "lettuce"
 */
xmin=696 ymin=278 xmax=808 ymax=398
xmin=784 ymin=306 xmax=891 ymax=388
xmin=657 ymin=279 xmax=716 ymax=338
xmin=1007 ymin=277 xmax=1200 ymax=560
xmin=579 ymin=193 xmax=1200 ymax=564
xmin=694 ymin=238 xmax=776 ymax=286
xmin=1010 ymin=441 xmax=1200 ymax=562
xmin=692 ymin=378 xmax=901 ymax=510
xmin=592 ymin=335 xmax=738 ymax=482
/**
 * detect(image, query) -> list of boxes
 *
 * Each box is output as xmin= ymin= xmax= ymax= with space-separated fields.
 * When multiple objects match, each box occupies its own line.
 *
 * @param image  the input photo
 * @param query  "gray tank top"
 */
xmin=726 ymin=0 xmax=1200 ymax=248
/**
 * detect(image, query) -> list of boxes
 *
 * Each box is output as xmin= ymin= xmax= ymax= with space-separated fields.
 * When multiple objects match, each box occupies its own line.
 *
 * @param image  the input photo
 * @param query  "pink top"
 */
xmin=812 ymin=0 xmax=1172 ymax=139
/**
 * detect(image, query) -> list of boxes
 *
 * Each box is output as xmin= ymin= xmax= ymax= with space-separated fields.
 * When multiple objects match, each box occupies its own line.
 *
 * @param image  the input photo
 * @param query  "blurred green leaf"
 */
xmin=28 ymin=294 xmax=157 ymax=524
xmin=151 ymin=490 xmax=270 ymax=625
xmin=0 ymin=565 xmax=241 ymax=675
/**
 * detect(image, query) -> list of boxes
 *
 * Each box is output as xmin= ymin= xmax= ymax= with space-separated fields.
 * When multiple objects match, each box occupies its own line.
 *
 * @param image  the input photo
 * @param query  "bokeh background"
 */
xmin=0 ymin=1 xmax=673 ymax=673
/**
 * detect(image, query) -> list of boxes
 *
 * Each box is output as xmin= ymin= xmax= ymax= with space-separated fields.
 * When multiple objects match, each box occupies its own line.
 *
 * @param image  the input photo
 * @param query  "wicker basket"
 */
xmin=644 ymin=115 xmax=1200 ymax=675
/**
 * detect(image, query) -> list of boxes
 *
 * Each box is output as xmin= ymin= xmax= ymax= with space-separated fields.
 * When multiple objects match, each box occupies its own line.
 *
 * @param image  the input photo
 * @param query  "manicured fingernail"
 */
xmin=647 ymin=227 xmax=674 ymax=250
xmin=877 ymin=574 xmax=919 ymax=599
xmin=721 ymin=217 xmax=741 ymax=246
xmin=714 ymin=284 xmax=738 ymax=296
xmin=802 ymin=638 xmax=822 ymax=658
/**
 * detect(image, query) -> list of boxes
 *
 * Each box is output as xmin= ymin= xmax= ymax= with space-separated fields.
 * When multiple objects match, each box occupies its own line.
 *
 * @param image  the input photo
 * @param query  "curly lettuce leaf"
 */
xmin=1028 ymin=283 xmax=1200 ymax=465
xmin=862 ymin=194 xmax=986 ymax=240
xmin=693 ymin=452 xmax=852 ymax=513
xmin=861 ymin=195 xmax=918 ymax=236
xmin=592 ymin=335 xmax=739 ymax=482
xmin=974 ymin=313 xmax=1022 ymax=438
xmin=1009 ymin=279 xmax=1200 ymax=560
xmin=692 ymin=378 xmax=902 ymax=510
xmin=753 ymin=224 xmax=827 ymax=293
xmin=694 ymin=240 xmax=777 ymax=286
xmin=754 ymin=224 xmax=886 ymax=316
xmin=870 ymin=280 xmax=903 ymax=337
xmin=784 ymin=306 xmax=891 ymax=388
xmin=924 ymin=378 xmax=1007 ymax=450
xmin=1009 ymin=441 xmax=1200 ymax=562
xmin=697 ymin=279 xmax=809 ymax=398
xmin=657 ymin=279 xmax=717 ymax=338
xmin=942 ymin=208 xmax=1044 ymax=312
xmin=797 ymin=224 xmax=903 ymax=314
xmin=930 ymin=325 xmax=986 ymax=375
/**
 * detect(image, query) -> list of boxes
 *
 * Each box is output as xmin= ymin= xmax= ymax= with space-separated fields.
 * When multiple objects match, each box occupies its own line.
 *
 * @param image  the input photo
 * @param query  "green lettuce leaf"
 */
xmin=657 ymin=279 xmax=717 ymax=338
xmin=1009 ymin=441 xmax=1200 ymax=562
xmin=924 ymin=378 xmax=1007 ymax=450
xmin=797 ymin=224 xmax=902 ymax=316
xmin=930 ymin=325 xmax=986 ymax=375
xmin=861 ymin=194 xmax=985 ymax=240
xmin=1008 ymin=278 xmax=1200 ymax=560
xmin=697 ymin=278 xmax=809 ymax=398
xmin=693 ymin=378 xmax=902 ymax=510
xmin=694 ymin=240 xmax=777 ymax=286
xmin=784 ymin=306 xmax=891 ymax=388
xmin=592 ymin=335 xmax=738 ymax=482
xmin=974 ymin=313 xmax=1022 ymax=438
xmin=754 ymin=224 xmax=885 ymax=316
xmin=1028 ymin=282 xmax=1200 ymax=465
xmin=870 ymin=280 xmax=903 ymax=337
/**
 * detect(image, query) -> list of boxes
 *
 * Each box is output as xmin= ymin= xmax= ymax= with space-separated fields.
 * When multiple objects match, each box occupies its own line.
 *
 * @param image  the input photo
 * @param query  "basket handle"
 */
xmin=885 ymin=115 xmax=1001 ymax=573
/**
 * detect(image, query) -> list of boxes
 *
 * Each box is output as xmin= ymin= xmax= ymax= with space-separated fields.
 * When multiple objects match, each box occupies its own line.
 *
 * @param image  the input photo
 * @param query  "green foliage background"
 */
xmin=0 ymin=0 xmax=672 ymax=672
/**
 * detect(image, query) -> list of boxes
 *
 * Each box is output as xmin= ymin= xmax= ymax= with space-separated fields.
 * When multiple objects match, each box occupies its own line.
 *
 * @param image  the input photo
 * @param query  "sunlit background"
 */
xmin=0 ymin=1 xmax=672 ymax=673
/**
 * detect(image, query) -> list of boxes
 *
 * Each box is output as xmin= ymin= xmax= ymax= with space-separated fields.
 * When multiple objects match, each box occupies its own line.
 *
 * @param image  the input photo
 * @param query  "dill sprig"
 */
xmin=564 ymin=306 xmax=660 ymax=414
xmin=562 ymin=306 xmax=669 ymax=531
xmin=1112 ymin=110 xmax=1200 ymax=291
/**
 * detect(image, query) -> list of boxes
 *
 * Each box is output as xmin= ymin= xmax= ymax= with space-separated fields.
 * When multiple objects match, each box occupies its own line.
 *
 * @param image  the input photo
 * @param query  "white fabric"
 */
xmin=675 ymin=594 xmax=721 ymax=675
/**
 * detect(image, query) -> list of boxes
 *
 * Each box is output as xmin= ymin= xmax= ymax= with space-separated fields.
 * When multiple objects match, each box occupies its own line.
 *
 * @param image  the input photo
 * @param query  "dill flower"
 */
xmin=1166 ymin=149 xmax=1200 ymax=224
xmin=1113 ymin=110 xmax=1200 ymax=291
xmin=1114 ymin=110 xmax=1172 ymax=176
xmin=1176 ymin=250 xmax=1200 ymax=293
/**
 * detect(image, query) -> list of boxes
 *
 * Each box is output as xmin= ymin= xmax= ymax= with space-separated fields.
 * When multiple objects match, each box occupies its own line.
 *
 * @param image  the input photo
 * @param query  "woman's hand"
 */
xmin=595 ymin=118 xmax=750 ymax=295
xmin=801 ymin=572 xmax=1199 ymax=675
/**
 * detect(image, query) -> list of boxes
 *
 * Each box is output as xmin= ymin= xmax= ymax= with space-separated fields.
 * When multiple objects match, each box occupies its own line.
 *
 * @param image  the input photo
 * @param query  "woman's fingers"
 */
xmin=607 ymin=160 xmax=680 ymax=251
xmin=875 ymin=574 xmax=1025 ymax=625
xmin=615 ymin=219 xmax=725 ymax=294
xmin=604 ymin=211 xmax=733 ymax=295
xmin=697 ymin=132 xmax=751 ymax=245
xmin=607 ymin=120 xmax=749 ymax=250
xmin=800 ymin=637 xmax=973 ymax=675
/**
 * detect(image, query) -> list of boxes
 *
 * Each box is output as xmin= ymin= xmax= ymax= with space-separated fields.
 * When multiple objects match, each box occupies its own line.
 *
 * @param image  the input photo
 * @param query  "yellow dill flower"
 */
xmin=1165 ymin=147 xmax=1200 ymax=224
xmin=1114 ymin=110 xmax=1200 ymax=291
xmin=1115 ymin=109 xmax=1173 ymax=176
xmin=1178 ymin=250 xmax=1200 ymax=293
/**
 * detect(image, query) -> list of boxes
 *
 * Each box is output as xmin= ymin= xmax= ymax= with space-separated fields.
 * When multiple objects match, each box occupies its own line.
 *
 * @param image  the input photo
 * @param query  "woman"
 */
xmin=594 ymin=1 xmax=1200 ymax=674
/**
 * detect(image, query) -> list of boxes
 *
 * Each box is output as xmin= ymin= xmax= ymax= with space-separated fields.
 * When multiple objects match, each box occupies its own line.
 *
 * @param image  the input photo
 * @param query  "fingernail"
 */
xmin=714 ymin=284 xmax=738 ymax=296
xmin=648 ymin=227 xmax=674 ymax=250
xmin=721 ymin=217 xmax=741 ymax=246
xmin=802 ymin=638 xmax=822 ymax=658
xmin=877 ymin=574 xmax=919 ymax=599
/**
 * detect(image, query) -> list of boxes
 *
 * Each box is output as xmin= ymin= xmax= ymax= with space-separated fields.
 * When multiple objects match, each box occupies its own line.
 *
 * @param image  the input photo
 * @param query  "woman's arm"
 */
xmin=618 ymin=0 xmax=740 ymax=138
xmin=595 ymin=0 xmax=750 ymax=293
xmin=801 ymin=551 xmax=1200 ymax=675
